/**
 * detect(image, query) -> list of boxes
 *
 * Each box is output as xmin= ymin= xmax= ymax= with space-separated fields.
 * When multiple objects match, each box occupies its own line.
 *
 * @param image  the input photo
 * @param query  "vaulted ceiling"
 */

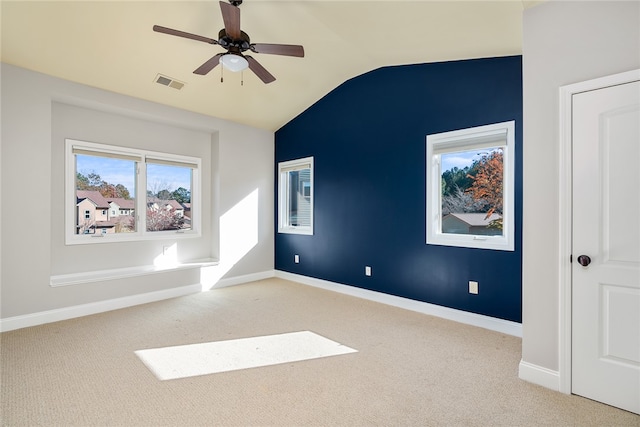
xmin=1 ymin=1 xmax=540 ymax=131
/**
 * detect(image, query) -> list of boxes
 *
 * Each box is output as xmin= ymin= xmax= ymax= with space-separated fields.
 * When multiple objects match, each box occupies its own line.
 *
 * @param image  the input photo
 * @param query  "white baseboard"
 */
xmin=0 ymin=283 xmax=202 ymax=333
xmin=213 ymin=270 xmax=276 ymax=289
xmin=518 ymin=360 xmax=560 ymax=391
xmin=2 ymin=269 xmax=521 ymax=339
xmin=1 ymin=269 xmax=277 ymax=333
xmin=275 ymin=270 xmax=522 ymax=337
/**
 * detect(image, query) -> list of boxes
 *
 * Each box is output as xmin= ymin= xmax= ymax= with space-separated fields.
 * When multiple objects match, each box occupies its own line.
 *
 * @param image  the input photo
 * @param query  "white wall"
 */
xmin=1 ymin=63 xmax=274 ymax=322
xmin=522 ymin=1 xmax=639 ymax=378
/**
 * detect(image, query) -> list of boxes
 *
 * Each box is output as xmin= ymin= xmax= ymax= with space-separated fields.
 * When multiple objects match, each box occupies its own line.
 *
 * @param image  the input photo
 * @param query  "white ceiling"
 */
xmin=1 ymin=1 xmax=540 ymax=131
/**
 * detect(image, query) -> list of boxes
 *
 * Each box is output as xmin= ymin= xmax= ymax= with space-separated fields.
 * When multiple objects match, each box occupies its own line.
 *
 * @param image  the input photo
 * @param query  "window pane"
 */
xmin=75 ymin=154 xmax=136 ymax=235
xmin=146 ymin=163 xmax=192 ymax=232
xmin=287 ymin=168 xmax=311 ymax=227
xmin=440 ymin=147 xmax=504 ymax=236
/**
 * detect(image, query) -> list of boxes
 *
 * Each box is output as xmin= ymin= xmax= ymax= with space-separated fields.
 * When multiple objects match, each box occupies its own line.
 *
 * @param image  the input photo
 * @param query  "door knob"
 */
xmin=577 ymin=255 xmax=591 ymax=267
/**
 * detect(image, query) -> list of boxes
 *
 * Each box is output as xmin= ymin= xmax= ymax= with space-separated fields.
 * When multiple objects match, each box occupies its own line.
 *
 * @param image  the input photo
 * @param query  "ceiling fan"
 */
xmin=153 ymin=0 xmax=304 ymax=84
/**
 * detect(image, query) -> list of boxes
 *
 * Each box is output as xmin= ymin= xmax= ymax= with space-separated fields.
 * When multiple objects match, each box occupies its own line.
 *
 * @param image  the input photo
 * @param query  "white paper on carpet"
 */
xmin=135 ymin=330 xmax=357 ymax=380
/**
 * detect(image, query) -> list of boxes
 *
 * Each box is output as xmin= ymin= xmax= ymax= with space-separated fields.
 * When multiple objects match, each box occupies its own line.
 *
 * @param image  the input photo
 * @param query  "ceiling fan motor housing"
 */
xmin=217 ymin=29 xmax=251 ymax=53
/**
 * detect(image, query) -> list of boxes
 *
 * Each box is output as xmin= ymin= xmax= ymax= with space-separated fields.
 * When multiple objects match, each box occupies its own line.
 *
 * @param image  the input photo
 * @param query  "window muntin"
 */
xmin=426 ymin=121 xmax=515 ymax=251
xmin=66 ymin=139 xmax=200 ymax=244
xmin=278 ymin=157 xmax=313 ymax=235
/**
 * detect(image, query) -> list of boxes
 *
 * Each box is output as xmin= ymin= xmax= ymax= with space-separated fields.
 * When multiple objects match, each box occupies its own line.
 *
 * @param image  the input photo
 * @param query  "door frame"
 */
xmin=558 ymin=68 xmax=640 ymax=395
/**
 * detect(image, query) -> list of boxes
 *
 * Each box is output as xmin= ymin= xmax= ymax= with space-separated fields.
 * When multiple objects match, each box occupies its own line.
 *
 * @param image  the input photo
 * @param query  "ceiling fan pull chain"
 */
xmin=220 ymin=66 xmax=224 ymax=83
xmin=241 ymin=71 xmax=244 ymax=86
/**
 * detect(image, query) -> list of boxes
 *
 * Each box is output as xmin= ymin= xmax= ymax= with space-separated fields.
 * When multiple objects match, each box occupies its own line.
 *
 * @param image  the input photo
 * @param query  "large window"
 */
xmin=426 ymin=121 xmax=515 ymax=251
xmin=66 ymin=139 xmax=200 ymax=244
xmin=278 ymin=157 xmax=313 ymax=235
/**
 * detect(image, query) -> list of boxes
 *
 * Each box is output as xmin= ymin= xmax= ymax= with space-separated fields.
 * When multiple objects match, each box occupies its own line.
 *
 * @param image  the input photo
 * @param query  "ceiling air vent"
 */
xmin=154 ymin=74 xmax=185 ymax=90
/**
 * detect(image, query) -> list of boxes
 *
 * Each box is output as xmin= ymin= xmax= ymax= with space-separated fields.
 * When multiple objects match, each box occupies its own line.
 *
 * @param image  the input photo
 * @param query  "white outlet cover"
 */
xmin=365 ymin=266 xmax=372 ymax=276
xmin=469 ymin=281 xmax=479 ymax=294
xmin=294 ymin=255 xmax=300 ymax=263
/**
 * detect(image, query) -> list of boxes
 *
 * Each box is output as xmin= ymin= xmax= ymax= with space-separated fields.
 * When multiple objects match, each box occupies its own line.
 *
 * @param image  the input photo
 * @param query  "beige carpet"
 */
xmin=1 ymin=278 xmax=638 ymax=426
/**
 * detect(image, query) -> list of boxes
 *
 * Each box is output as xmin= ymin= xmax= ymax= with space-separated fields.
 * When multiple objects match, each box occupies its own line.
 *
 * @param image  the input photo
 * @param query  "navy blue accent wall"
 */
xmin=275 ymin=56 xmax=523 ymax=322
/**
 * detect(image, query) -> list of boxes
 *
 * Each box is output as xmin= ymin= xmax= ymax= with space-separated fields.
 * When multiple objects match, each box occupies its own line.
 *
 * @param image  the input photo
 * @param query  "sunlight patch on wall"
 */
xmin=201 ymin=188 xmax=259 ymax=290
xmin=135 ymin=331 xmax=357 ymax=380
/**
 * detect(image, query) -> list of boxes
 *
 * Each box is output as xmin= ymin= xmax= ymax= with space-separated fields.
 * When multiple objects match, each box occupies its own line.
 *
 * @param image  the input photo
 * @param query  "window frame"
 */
xmin=278 ymin=156 xmax=314 ymax=235
xmin=426 ymin=121 xmax=515 ymax=251
xmin=65 ymin=139 xmax=201 ymax=245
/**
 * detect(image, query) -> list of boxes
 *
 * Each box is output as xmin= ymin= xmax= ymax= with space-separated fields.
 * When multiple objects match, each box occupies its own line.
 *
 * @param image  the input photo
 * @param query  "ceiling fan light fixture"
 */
xmin=219 ymin=54 xmax=248 ymax=72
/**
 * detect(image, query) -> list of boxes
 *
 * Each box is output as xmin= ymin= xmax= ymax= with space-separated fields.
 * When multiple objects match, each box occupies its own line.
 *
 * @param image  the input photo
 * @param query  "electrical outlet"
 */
xmin=365 ymin=266 xmax=372 ymax=276
xmin=163 ymin=245 xmax=170 ymax=255
xmin=294 ymin=254 xmax=300 ymax=264
xmin=469 ymin=281 xmax=479 ymax=294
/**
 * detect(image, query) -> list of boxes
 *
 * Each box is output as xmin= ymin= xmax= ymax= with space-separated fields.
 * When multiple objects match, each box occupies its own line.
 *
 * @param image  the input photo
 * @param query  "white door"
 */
xmin=572 ymin=78 xmax=640 ymax=414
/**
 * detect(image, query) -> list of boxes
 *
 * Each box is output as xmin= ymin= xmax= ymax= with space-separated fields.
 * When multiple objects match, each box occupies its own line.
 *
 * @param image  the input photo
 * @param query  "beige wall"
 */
xmin=522 ymin=0 xmax=639 ymax=377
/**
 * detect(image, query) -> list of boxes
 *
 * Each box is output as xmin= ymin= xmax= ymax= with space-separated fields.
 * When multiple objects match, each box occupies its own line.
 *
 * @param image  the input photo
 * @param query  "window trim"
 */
xmin=426 ymin=121 xmax=515 ymax=251
xmin=65 ymin=139 xmax=201 ymax=245
xmin=278 ymin=156 xmax=314 ymax=235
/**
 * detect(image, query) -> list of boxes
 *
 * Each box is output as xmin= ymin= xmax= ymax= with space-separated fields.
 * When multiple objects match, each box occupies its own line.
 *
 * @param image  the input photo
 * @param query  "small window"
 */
xmin=278 ymin=157 xmax=313 ymax=235
xmin=66 ymin=139 xmax=200 ymax=245
xmin=426 ymin=121 xmax=515 ymax=251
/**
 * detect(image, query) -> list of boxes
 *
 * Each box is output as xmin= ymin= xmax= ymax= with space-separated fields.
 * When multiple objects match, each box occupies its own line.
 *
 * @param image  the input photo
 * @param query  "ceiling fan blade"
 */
xmin=246 ymin=56 xmax=276 ymax=84
xmin=193 ymin=53 xmax=224 ymax=75
xmin=219 ymin=1 xmax=241 ymax=39
xmin=251 ymin=43 xmax=304 ymax=58
xmin=153 ymin=25 xmax=218 ymax=45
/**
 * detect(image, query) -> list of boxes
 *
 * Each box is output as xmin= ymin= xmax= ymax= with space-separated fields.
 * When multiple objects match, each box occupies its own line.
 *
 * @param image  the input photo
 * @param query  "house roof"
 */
xmin=0 ymin=1 xmax=541 ymax=131
xmin=164 ymin=200 xmax=183 ymax=210
xmin=108 ymin=198 xmax=135 ymax=209
xmin=77 ymin=190 xmax=110 ymax=209
xmin=147 ymin=197 xmax=183 ymax=211
xmin=94 ymin=221 xmax=115 ymax=228
xmin=444 ymin=213 xmax=502 ymax=227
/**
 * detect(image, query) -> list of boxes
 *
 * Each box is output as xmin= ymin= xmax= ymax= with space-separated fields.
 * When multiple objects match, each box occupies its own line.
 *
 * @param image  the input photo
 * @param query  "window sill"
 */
xmin=65 ymin=229 xmax=201 ymax=246
xmin=50 ymin=259 xmax=218 ymax=287
xmin=278 ymin=227 xmax=313 ymax=235
xmin=427 ymin=235 xmax=514 ymax=251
